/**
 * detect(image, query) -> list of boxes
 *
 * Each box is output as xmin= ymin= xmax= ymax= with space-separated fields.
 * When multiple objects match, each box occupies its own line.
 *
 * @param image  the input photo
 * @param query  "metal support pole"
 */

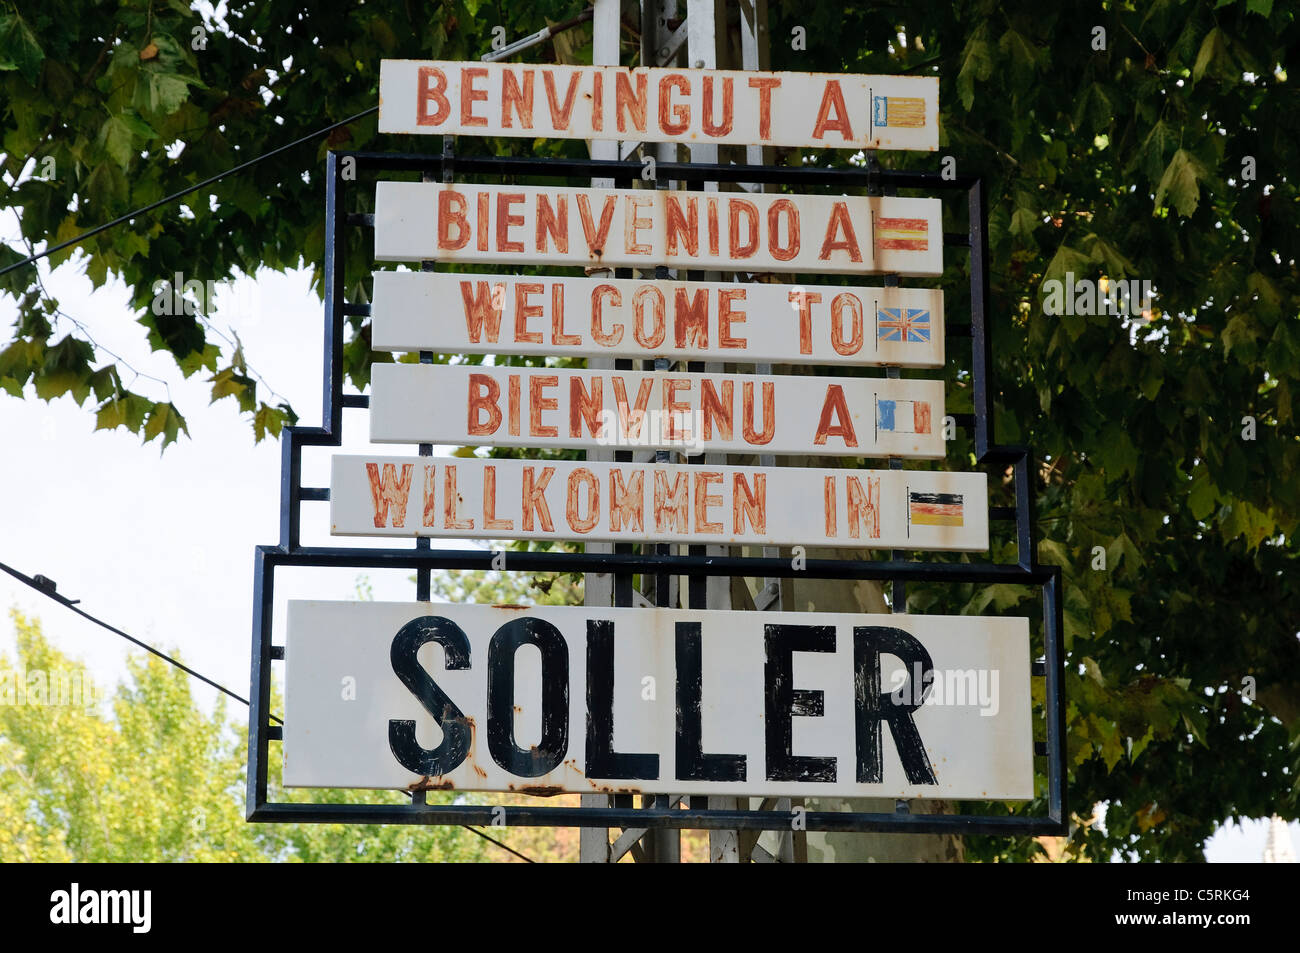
xmin=638 ymin=0 xmax=682 ymax=864
xmin=580 ymin=0 xmax=622 ymax=865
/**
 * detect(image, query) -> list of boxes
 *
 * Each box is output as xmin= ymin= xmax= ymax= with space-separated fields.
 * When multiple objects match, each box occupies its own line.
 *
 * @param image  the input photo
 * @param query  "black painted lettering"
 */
xmin=486 ymin=617 xmax=570 ymax=777
xmin=388 ymin=616 xmax=472 ymax=776
xmin=764 ymin=623 xmax=836 ymax=782
xmin=674 ymin=622 xmax=746 ymax=782
xmin=853 ymin=625 xmax=937 ymax=784
xmin=585 ymin=619 xmax=659 ymax=780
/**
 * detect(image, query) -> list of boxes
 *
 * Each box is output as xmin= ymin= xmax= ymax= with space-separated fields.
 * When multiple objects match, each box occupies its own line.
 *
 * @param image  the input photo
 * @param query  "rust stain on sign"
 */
xmin=407 ymin=776 xmax=456 ymax=792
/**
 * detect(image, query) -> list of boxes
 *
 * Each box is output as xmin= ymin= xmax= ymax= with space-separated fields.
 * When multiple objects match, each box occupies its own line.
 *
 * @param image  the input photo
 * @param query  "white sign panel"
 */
xmin=371 ymin=271 xmax=946 ymax=368
xmin=370 ymin=363 xmax=946 ymax=459
xmin=284 ymin=602 xmax=1031 ymax=800
xmin=330 ymin=455 xmax=989 ymax=551
xmin=378 ymin=60 xmax=939 ymax=151
xmin=374 ymin=182 xmax=944 ymax=276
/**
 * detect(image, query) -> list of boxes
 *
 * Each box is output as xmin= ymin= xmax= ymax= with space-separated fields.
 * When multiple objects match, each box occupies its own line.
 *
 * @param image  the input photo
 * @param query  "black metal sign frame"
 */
xmin=245 ymin=149 xmax=1067 ymax=836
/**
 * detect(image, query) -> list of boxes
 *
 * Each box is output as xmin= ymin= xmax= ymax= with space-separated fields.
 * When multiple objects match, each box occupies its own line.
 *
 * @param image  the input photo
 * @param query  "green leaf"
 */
xmin=1009 ymin=207 xmax=1037 ymax=240
xmin=998 ymin=28 xmax=1042 ymax=85
xmin=1246 ymin=271 xmax=1281 ymax=319
xmin=1140 ymin=360 xmax=1164 ymax=400
xmin=964 ymin=583 xmax=1028 ymax=614
xmin=1041 ymin=242 xmax=1096 ymax=293
xmin=118 ymin=230 xmax=151 ymax=263
xmin=1037 ymin=537 xmax=1071 ymax=568
xmin=1105 ymin=532 xmax=1143 ymax=572
xmin=1129 ymin=726 xmax=1156 ymax=762
xmin=1081 ymin=234 xmax=1138 ymax=279
xmin=0 ymin=243 xmax=28 ymax=295
xmin=176 ymin=342 xmax=220 ymax=378
xmin=1188 ymin=470 xmax=1219 ymax=520
xmin=1182 ymin=710 xmax=1209 ymax=748
xmin=146 ymin=33 xmax=197 ymax=72
xmin=88 ymin=366 xmax=120 ymax=402
xmin=1154 ymin=149 xmax=1208 ymax=217
xmin=0 ymin=13 xmax=45 ymax=85
xmin=252 ymin=402 xmax=285 ymax=442
xmin=0 ymin=338 xmax=44 ymax=390
xmin=1247 ymin=0 xmax=1274 ymax=15
xmin=1141 ymin=119 xmax=1178 ymax=185
xmin=369 ymin=18 xmax=399 ymax=52
xmin=1220 ymin=500 xmax=1276 ymax=549
xmin=84 ymin=161 xmax=129 ymax=212
xmin=1098 ymin=720 xmax=1126 ymax=772
xmin=122 ymin=393 xmax=152 ymax=431
xmin=1192 ymin=27 xmax=1246 ymax=83
xmin=1275 ymin=377 xmax=1294 ymax=427
xmin=33 ymin=369 xmax=88 ymax=403
xmin=98 ymin=110 xmax=157 ymax=169
xmin=95 ymin=398 xmax=129 ymax=431
xmin=1082 ymin=656 xmax=1106 ymax=687
xmin=142 ymin=401 xmax=189 ymax=449
xmin=1073 ymin=83 xmax=1114 ymax=135
xmin=209 ymin=366 xmax=257 ymax=413
xmin=956 ymin=24 xmax=994 ymax=111
xmin=1222 ymin=313 xmax=1263 ymax=355
xmin=137 ymin=70 xmax=195 ymax=116
xmin=98 ymin=116 xmax=137 ymax=170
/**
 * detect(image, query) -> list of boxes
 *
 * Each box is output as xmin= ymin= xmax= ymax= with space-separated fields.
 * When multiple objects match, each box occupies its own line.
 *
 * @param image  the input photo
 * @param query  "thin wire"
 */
xmin=0 ymin=555 xmax=540 ymax=863
xmin=0 ymin=106 xmax=379 ymax=278
xmin=461 ymin=824 xmax=536 ymax=863
xmin=21 ymin=236 xmax=176 ymax=402
xmin=0 ymin=555 xmax=273 ymax=721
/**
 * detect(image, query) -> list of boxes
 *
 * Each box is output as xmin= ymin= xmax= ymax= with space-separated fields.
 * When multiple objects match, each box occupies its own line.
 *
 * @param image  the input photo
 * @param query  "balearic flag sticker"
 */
xmin=378 ymin=60 xmax=939 ymax=151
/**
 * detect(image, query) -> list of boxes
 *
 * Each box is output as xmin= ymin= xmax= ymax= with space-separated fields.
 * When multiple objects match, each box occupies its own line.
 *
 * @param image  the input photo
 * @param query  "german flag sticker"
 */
xmin=908 ymin=491 xmax=964 ymax=528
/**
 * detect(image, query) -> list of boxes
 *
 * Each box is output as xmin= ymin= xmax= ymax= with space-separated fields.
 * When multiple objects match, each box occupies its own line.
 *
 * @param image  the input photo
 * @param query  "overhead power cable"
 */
xmin=460 ymin=824 xmax=536 ymax=862
xmin=0 ymin=106 xmax=379 ymax=279
xmin=0 ymin=555 xmax=538 ymax=863
xmin=0 ymin=556 xmax=273 ymax=720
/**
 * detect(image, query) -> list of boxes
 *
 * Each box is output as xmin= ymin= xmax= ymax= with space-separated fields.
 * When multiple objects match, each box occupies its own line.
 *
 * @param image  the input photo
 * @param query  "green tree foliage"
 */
xmin=0 ymin=610 xmax=488 ymax=861
xmin=2 ymin=0 xmax=1297 ymax=861
xmin=0 ymin=0 xmax=590 ymax=447
xmin=426 ymin=568 xmax=584 ymax=607
xmin=769 ymin=0 xmax=1299 ymax=859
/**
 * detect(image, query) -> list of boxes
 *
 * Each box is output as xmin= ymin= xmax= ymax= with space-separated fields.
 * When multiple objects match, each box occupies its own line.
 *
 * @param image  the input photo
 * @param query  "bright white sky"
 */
xmin=0 ymin=213 xmax=1293 ymax=863
xmin=0 ymin=245 xmax=470 ymax=713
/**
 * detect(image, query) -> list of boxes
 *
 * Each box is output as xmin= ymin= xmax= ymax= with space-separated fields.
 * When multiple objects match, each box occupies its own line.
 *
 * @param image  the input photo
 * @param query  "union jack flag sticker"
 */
xmin=877 ymin=307 xmax=931 ymax=343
